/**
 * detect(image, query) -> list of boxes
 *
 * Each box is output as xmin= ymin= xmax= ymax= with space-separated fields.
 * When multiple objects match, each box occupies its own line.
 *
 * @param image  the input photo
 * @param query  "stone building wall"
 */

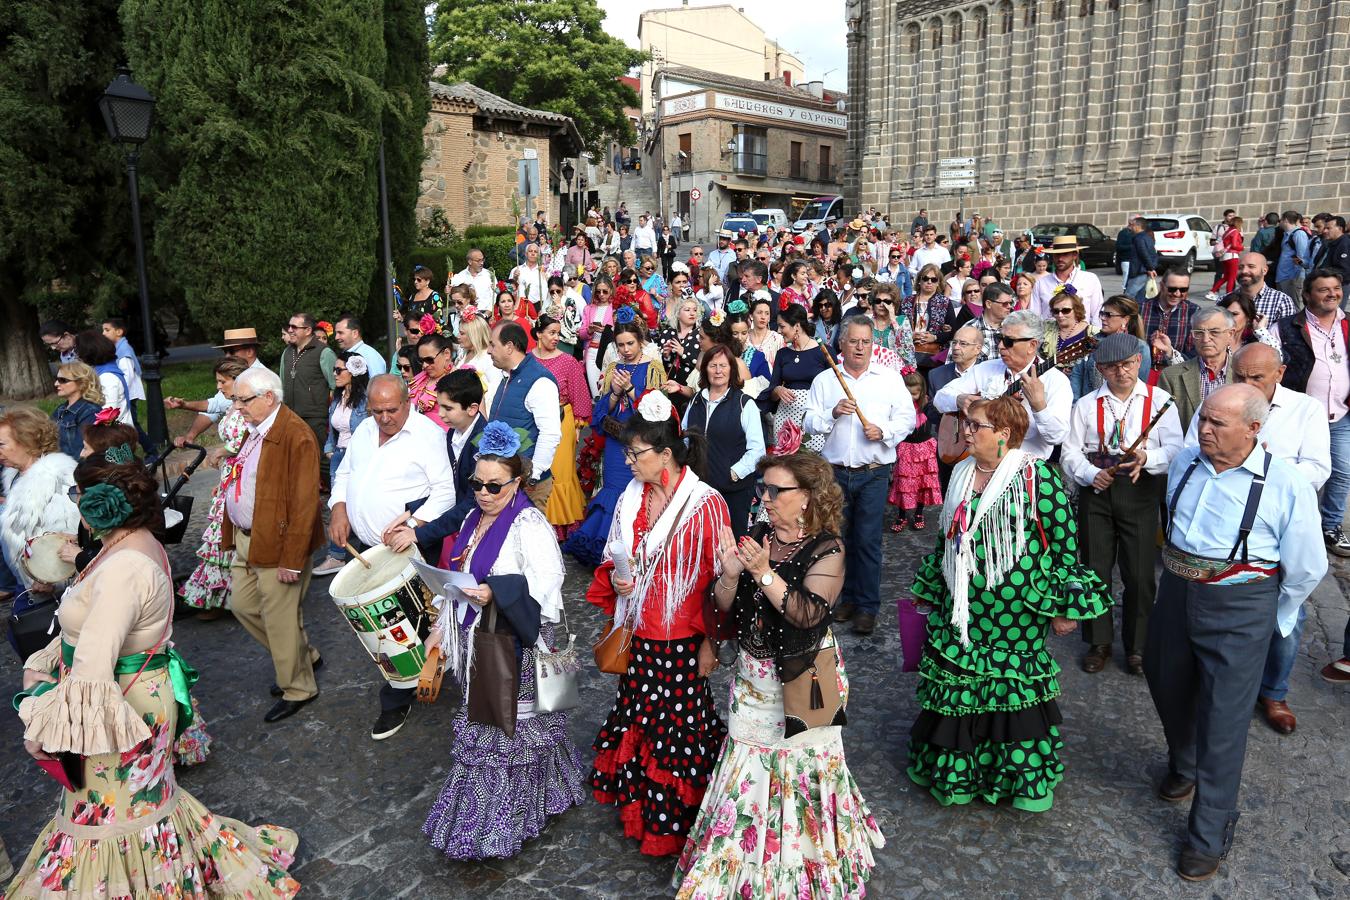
xmin=846 ymin=0 xmax=1350 ymax=232
xmin=417 ymin=98 xmax=560 ymax=228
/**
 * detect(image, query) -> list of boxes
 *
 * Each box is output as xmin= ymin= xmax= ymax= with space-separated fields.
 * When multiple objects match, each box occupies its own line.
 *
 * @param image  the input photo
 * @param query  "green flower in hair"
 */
xmin=78 ymin=483 xmax=133 ymax=534
xmin=104 ymin=443 xmax=135 ymax=465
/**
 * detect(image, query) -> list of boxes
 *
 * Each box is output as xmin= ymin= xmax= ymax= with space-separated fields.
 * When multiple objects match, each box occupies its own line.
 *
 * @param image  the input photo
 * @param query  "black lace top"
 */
xmin=733 ymin=526 xmax=844 ymax=670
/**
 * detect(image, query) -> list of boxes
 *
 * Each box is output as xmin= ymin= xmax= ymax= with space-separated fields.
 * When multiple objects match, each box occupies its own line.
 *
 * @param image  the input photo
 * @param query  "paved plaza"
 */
xmin=2 ymin=463 xmax=1346 ymax=899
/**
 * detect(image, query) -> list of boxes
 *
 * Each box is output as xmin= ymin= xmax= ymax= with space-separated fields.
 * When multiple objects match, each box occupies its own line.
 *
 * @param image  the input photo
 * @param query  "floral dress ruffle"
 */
xmin=179 ymin=410 xmax=248 ymax=610
xmin=906 ymin=462 xmax=1109 ymax=812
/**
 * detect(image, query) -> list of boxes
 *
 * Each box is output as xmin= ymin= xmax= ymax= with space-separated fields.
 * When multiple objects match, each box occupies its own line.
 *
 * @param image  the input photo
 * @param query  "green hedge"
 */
xmin=411 ymin=236 xmax=518 ymax=288
xmin=463 ymin=224 xmax=518 ymax=240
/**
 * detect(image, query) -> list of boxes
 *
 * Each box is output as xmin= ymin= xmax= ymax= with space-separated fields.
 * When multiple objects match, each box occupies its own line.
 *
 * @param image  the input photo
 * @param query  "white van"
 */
xmin=751 ymin=208 xmax=789 ymax=235
xmin=792 ymin=195 xmax=844 ymax=234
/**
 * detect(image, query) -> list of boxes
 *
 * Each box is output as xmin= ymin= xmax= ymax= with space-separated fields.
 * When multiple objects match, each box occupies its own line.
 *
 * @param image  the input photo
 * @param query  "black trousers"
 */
xmin=1144 ymin=572 xmax=1278 ymax=858
xmin=1078 ymin=472 xmax=1164 ymax=656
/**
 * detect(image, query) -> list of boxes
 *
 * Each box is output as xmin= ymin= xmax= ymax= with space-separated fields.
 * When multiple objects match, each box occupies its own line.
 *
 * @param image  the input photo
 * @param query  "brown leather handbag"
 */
xmin=466 ymin=604 xmax=519 ymax=737
xmin=779 ymin=643 xmax=847 ymax=739
xmin=592 ymin=620 xmax=634 ymax=675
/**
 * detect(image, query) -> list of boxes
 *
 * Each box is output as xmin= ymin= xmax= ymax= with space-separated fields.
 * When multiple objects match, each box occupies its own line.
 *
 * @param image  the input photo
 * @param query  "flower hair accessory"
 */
xmin=476 ymin=420 xmax=523 ymax=458
xmin=709 ymin=309 xmax=727 ymax=326
xmin=103 ymin=443 xmax=135 ymax=465
xmin=93 ymin=407 xmax=120 ymax=426
xmin=772 ymin=419 xmax=804 ymax=456
xmin=614 ymin=304 xmax=637 ymax=325
xmin=345 ymin=356 xmax=368 ymax=377
xmin=317 ymin=320 xmax=334 ymax=337
xmin=79 ymin=483 xmax=133 ymax=535
xmin=1052 ymin=283 xmax=1078 ymax=297
xmin=726 ymin=299 xmax=748 ymax=315
xmin=418 ymin=314 xmax=438 ymax=334
xmin=637 ymin=390 xmax=674 ymax=424
xmin=460 ymin=305 xmax=478 ymax=322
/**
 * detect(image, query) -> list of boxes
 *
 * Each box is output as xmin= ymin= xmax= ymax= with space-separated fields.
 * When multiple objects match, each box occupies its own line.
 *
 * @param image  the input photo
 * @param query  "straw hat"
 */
xmin=1044 ymin=236 xmax=1083 ymax=254
xmin=215 ymin=327 xmax=260 ymax=349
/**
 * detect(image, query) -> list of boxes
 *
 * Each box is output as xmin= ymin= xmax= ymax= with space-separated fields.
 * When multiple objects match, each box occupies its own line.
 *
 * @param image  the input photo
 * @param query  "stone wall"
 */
xmin=846 ymin=0 xmax=1350 ymax=233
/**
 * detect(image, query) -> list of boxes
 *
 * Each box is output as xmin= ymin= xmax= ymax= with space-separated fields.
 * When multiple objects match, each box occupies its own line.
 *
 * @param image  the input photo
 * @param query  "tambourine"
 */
xmin=416 ymin=646 xmax=444 ymax=704
xmin=22 ymin=533 xmax=76 ymax=585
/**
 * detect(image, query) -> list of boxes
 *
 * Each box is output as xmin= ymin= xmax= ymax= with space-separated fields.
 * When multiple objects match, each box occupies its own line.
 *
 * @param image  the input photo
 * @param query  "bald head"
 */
xmin=1197 ymin=383 xmax=1268 ymax=468
xmin=949 ymin=324 xmax=984 ymax=366
xmin=1231 ymin=343 xmax=1284 ymax=402
xmin=367 ymin=374 xmax=411 ymax=439
xmin=1237 ymin=252 xmax=1269 ymax=291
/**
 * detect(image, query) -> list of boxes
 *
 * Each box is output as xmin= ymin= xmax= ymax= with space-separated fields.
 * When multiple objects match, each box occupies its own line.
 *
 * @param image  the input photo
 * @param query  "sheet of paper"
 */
xmin=411 ymin=559 xmax=479 ymax=611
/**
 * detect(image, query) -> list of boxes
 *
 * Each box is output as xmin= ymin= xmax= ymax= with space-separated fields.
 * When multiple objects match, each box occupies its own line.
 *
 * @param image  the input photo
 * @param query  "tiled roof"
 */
xmin=429 ymin=81 xmax=583 ymax=153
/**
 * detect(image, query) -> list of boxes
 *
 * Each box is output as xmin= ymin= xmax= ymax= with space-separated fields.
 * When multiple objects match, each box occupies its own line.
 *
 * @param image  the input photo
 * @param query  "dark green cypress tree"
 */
xmin=120 ymin=0 xmax=389 ymax=352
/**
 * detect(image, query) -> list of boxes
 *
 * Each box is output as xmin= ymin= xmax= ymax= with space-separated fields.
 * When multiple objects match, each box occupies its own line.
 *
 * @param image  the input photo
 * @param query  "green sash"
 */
xmin=12 ymin=641 xmax=199 ymax=739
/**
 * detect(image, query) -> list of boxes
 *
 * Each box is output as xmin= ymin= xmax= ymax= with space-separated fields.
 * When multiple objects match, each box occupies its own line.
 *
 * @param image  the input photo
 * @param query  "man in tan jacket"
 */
xmin=222 ymin=367 xmax=326 ymax=722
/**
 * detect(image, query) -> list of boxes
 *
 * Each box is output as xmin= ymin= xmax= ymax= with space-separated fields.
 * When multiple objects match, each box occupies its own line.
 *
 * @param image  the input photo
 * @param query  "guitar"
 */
xmin=936 ymin=359 xmax=1057 ymax=465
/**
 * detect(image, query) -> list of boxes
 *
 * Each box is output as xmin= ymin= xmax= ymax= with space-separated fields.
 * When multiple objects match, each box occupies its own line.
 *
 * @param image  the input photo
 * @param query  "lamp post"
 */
xmin=99 ymin=67 xmax=167 ymax=453
xmin=560 ymin=160 xmax=575 ymax=234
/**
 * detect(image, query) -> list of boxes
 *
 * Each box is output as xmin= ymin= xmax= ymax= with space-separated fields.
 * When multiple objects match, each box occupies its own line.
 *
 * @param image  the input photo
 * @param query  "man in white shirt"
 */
xmin=333 ymin=315 xmax=387 ymax=377
xmin=1062 ymin=333 xmax=1184 ymax=677
xmin=632 ymin=213 xmax=658 ymax=261
xmin=328 ymin=374 xmax=456 ymax=741
xmin=486 ymin=321 xmax=561 ymax=508
xmin=909 ymin=225 xmax=951 ymax=275
xmin=669 ymin=211 xmax=684 ymax=241
xmin=451 ymin=248 xmax=497 ymax=313
xmin=1030 ymin=236 xmax=1105 ymax=325
xmin=804 ymin=316 xmax=916 ymax=635
xmin=1182 ymin=342 xmax=1330 ymax=736
xmin=510 ymin=243 xmax=549 ymax=307
xmin=935 ymin=310 xmax=1073 ymax=459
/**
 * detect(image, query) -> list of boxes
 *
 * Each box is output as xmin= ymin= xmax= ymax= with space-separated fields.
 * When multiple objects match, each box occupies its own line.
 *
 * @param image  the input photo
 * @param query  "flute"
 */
xmin=1105 ymin=398 xmax=1175 ymax=476
xmin=818 ymin=344 xmax=875 ymax=431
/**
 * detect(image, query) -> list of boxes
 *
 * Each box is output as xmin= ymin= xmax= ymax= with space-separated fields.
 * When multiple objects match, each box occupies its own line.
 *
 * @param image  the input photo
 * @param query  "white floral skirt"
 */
xmin=673 ymin=642 xmax=884 ymax=899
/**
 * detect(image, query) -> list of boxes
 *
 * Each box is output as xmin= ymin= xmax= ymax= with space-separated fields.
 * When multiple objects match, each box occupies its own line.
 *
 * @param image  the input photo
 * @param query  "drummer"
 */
xmin=328 ymin=374 xmax=455 ymax=741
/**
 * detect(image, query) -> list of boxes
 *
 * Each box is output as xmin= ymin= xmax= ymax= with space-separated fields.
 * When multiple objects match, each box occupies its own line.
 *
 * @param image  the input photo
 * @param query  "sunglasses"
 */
xmin=468 ymin=477 xmax=515 ymax=495
xmin=418 ymin=354 xmax=439 ymax=363
xmin=285 ymin=323 xmax=310 ymax=331
xmin=67 ymin=486 xmax=82 ymax=502
xmin=755 ymin=482 xmax=802 ymax=501
xmin=334 ymin=367 xmax=347 ymax=374
xmin=1051 ymin=307 xmax=1075 ymax=315
xmin=550 ymin=288 xmax=565 ymax=295
xmin=919 ymin=276 xmax=939 ymax=283
xmin=54 ymin=376 xmax=74 ymax=384
xmin=398 ymin=363 xmax=413 ymax=372
xmin=999 ymin=335 xmax=1039 ymax=348
xmin=963 ymin=289 xmax=981 ymax=296
xmin=889 ymin=254 xmax=901 ymax=259
xmin=1165 ymin=286 xmax=1189 ymax=294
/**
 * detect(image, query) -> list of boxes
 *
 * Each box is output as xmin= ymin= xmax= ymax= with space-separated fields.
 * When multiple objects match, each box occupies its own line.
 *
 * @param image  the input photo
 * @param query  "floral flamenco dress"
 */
xmin=179 ymin=408 xmax=249 ymax=610
xmin=907 ymin=452 xmax=1109 ymax=811
xmin=8 ymin=542 xmax=299 ymax=898
xmin=675 ymin=531 xmax=884 ymax=899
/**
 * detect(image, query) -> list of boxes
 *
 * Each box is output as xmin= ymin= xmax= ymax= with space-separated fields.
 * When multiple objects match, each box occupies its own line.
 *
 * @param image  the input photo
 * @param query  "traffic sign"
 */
xmin=938 ymin=169 xmax=975 ymax=179
xmin=939 ymin=157 xmax=976 ymax=168
xmin=938 ymin=178 xmax=976 ymax=189
xmin=690 ymin=187 xmax=702 ymax=201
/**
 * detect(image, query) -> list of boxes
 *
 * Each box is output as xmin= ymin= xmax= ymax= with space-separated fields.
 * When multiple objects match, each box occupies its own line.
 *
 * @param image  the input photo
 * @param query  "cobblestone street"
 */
xmin=3 ymin=469 xmax=1348 ymax=899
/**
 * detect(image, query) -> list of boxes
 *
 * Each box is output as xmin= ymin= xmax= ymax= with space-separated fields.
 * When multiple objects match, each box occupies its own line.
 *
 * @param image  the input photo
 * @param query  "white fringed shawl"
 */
xmin=939 ymin=448 xmax=1038 ymax=647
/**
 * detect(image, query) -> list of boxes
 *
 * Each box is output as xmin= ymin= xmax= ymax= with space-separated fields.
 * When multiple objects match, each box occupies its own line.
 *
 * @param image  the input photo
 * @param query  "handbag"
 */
xmin=592 ymin=619 xmax=633 ymax=675
xmin=778 ymin=642 xmax=847 ymax=739
xmin=7 ymin=591 xmax=60 ymax=661
xmin=534 ymin=602 xmax=580 ymax=713
xmin=466 ymin=603 xmax=519 ymax=737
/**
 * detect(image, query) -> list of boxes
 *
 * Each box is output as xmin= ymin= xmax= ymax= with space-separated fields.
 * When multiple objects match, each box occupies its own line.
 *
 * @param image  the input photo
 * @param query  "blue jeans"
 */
xmin=833 ymin=463 xmax=892 ymax=616
xmin=325 ymin=447 xmax=350 ymax=561
xmin=1320 ymin=414 xmax=1350 ymax=531
xmin=1125 ymin=272 xmax=1151 ymax=302
xmin=1259 ymin=604 xmax=1305 ymax=701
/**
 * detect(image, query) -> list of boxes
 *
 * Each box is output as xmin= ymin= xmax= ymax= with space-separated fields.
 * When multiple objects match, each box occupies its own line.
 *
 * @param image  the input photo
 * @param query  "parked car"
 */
xmin=751 ymin=208 xmax=789 ymax=235
xmin=1142 ymin=213 xmax=1217 ymax=274
xmin=1029 ymin=222 xmax=1116 ymax=269
xmin=721 ymin=212 xmax=759 ymax=239
xmin=791 ymin=195 xmax=844 ymax=234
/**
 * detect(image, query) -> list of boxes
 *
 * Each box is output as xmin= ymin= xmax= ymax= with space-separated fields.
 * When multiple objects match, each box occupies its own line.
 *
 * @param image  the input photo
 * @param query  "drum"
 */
xmin=329 ymin=546 xmax=438 ymax=689
xmin=21 ymin=533 xmax=76 ymax=585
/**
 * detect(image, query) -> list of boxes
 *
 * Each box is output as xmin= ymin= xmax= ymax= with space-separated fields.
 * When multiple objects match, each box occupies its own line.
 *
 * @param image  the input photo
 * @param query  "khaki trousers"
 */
xmin=230 ymin=530 xmax=319 ymax=701
xmin=525 ymin=476 xmax=554 ymax=509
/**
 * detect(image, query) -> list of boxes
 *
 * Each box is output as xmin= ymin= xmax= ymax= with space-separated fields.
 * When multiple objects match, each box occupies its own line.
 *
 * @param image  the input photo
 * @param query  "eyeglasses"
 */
xmin=623 ymin=445 xmax=659 ymax=464
xmin=962 ymin=289 xmax=982 ymax=297
xmin=951 ymin=338 xmax=980 ymax=348
xmin=398 ymin=363 xmax=413 ymax=372
xmin=232 ymin=393 xmax=261 ymax=405
xmin=285 ymin=323 xmax=310 ymax=331
xmin=54 ymin=376 xmax=74 ymax=384
xmin=960 ymin=419 xmax=997 ymax=433
xmin=549 ymin=288 xmax=565 ymax=295
xmin=1165 ymin=286 xmax=1190 ymax=294
xmin=468 ymin=477 xmax=515 ymax=495
xmin=1100 ymin=311 xmax=1126 ymax=320
xmin=1097 ymin=358 xmax=1139 ymax=371
xmin=692 ymin=251 xmax=703 ymax=256
xmin=418 ymin=354 xmax=439 ymax=363
xmin=919 ymin=276 xmax=939 ymax=283
xmin=999 ymin=335 xmax=1039 ymax=348
xmin=1192 ymin=328 xmax=1233 ymax=339
xmin=755 ymin=482 xmax=802 ymax=501
xmin=843 ymin=338 xmax=873 ymax=347
xmin=594 ymin=289 xmax=612 ymax=297
xmin=334 ymin=367 xmax=347 ymax=374
xmin=1051 ymin=307 xmax=1075 ymax=315
xmin=889 ymin=255 xmax=901 ymax=259
xmin=67 ymin=486 xmax=82 ymax=502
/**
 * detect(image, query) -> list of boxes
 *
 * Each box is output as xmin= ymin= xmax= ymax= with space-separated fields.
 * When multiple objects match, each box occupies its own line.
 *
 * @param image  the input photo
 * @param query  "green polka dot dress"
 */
xmin=906 ymin=460 xmax=1109 ymax=812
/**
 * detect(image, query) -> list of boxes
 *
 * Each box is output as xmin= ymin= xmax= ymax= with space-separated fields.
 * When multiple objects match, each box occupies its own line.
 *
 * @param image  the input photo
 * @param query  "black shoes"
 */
xmin=1158 ymin=772 xmax=1196 ymax=803
xmin=263 ymin=694 xmax=317 ymax=723
xmin=270 ymin=655 xmax=323 ymax=697
xmin=371 ymin=705 xmax=412 ymax=741
xmin=1176 ymin=846 xmax=1222 ymax=881
xmin=852 ymin=612 xmax=876 ymax=635
xmin=832 ymin=602 xmax=856 ymax=623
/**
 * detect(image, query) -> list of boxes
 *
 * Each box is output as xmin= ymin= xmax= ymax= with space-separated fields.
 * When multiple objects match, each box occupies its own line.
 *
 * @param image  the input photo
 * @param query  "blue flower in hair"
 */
xmin=477 ymin=421 xmax=523 ymax=458
xmin=614 ymin=304 xmax=637 ymax=325
xmin=726 ymin=299 xmax=748 ymax=315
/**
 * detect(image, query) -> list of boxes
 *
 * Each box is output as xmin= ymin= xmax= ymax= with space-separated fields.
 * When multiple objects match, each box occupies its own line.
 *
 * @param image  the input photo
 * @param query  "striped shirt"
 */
xmin=1221 ymin=286 xmax=1296 ymax=324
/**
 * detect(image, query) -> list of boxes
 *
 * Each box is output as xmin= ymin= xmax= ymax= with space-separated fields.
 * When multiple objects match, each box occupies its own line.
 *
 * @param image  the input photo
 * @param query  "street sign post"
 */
xmin=937 ymin=157 xmax=977 ymax=234
xmin=518 ymin=158 xmax=539 ymax=223
xmin=689 ymin=187 xmax=701 ymax=201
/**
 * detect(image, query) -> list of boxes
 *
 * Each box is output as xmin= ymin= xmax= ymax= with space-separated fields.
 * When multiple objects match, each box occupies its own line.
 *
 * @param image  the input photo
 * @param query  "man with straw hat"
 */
xmin=1030 ymin=235 xmax=1105 ymax=326
xmin=166 ymin=327 xmax=274 ymax=447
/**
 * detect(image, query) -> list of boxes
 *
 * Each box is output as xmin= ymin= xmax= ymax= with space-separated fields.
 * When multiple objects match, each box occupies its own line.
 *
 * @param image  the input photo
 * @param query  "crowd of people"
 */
xmin=1 ymin=202 xmax=1348 ymax=895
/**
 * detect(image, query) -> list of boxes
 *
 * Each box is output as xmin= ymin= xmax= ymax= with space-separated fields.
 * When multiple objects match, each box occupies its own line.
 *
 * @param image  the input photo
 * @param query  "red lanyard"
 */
xmin=1096 ymin=386 xmax=1152 ymax=451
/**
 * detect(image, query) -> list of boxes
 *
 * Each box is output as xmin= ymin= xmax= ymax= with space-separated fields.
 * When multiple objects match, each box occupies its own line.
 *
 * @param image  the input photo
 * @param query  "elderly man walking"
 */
xmin=804 ymin=315 xmax=916 ymax=634
xmin=329 ymin=374 xmax=456 ymax=740
xmin=221 ymin=367 xmax=326 ymax=723
xmin=1144 ymin=383 xmax=1326 ymax=881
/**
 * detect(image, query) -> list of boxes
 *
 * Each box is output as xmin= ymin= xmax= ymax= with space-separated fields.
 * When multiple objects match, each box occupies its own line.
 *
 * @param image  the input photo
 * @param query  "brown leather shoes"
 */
xmin=832 ymin=602 xmax=856 ymax=624
xmin=1158 ymin=772 xmax=1196 ymax=802
xmin=852 ymin=611 xmax=876 ymax=635
xmin=1257 ymin=697 xmax=1296 ymax=735
xmin=1082 ymin=644 xmax=1111 ymax=673
xmin=1125 ymin=654 xmax=1144 ymax=676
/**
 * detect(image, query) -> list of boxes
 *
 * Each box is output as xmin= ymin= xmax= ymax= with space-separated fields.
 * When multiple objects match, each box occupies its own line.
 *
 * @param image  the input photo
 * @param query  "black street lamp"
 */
xmin=560 ymin=160 xmax=575 ymax=233
xmin=99 ymin=67 xmax=167 ymax=453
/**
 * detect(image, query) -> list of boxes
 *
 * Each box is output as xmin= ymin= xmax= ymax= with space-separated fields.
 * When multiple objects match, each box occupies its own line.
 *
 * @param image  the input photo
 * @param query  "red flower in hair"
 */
xmin=460 ymin=306 xmax=478 ymax=322
xmin=93 ymin=407 xmax=120 ymax=426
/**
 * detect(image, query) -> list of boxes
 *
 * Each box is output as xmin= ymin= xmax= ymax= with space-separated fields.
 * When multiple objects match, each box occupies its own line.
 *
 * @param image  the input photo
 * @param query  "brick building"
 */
xmin=418 ymin=81 xmax=584 ymax=228
xmin=845 ymin=0 xmax=1350 ymax=232
xmin=652 ymin=65 xmax=846 ymax=238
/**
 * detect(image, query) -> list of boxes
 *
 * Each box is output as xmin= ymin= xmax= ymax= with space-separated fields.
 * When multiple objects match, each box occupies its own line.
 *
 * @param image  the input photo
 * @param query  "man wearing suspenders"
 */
xmin=1144 ymin=384 xmax=1326 ymax=882
xmin=1061 ymin=333 xmax=1183 ymax=676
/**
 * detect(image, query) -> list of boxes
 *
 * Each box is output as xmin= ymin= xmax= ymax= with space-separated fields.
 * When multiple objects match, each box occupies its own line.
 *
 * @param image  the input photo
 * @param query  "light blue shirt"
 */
xmin=1274 ymin=227 xmax=1311 ymax=282
xmin=682 ymin=389 xmax=765 ymax=480
xmin=114 ymin=336 xmax=142 ymax=378
xmin=349 ymin=340 xmax=388 ymax=377
xmin=1166 ymin=444 xmax=1327 ymax=637
xmin=706 ymin=247 xmax=738 ymax=283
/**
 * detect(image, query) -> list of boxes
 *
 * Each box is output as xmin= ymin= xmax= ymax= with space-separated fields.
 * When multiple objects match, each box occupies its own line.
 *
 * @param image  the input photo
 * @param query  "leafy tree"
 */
xmin=430 ymin=0 xmax=643 ymax=154
xmin=120 ymin=0 xmax=393 ymax=356
xmin=0 ymin=0 xmax=134 ymax=398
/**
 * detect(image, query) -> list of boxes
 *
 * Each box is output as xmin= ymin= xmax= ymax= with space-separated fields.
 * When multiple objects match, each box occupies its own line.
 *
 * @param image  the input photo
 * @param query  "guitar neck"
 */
xmin=1003 ymin=359 xmax=1054 ymax=397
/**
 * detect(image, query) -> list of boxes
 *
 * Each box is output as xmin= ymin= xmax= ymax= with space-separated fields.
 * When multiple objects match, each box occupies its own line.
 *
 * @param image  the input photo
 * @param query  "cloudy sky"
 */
xmin=595 ymin=0 xmax=848 ymax=90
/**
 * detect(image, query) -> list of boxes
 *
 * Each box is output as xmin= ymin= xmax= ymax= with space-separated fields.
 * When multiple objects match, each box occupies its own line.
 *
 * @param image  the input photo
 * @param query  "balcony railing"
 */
xmin=789 ymin=159 xmax=805 ymax=179
xmin=673 ymin=157 xmax=692 ymax=174
xmin=732 ymin=152 xmax=768 ymax=176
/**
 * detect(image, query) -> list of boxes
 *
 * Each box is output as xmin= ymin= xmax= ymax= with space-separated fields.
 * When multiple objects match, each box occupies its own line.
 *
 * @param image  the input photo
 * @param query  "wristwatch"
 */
xmin=406 ymin=517 xmax=418 ymax=529
xmin=759 ymin=571 xmax=774 ymax=587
